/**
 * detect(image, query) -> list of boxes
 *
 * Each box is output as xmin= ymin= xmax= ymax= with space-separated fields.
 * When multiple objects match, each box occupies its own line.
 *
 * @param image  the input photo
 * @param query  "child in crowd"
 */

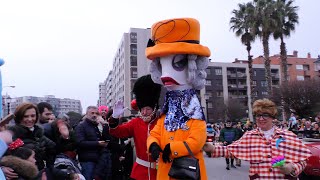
xmin=1 ymin=138 xmax=39 ymax=180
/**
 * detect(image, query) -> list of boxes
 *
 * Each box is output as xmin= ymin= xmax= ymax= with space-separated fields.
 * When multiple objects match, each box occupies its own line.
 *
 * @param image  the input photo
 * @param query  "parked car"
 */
xmin=299 ymin=137 xmax=320 ymax=180
xmin=206 ymin=124 xmax=215 ymax=157
xmin=291 ymin=129 xmax=320 ymax=180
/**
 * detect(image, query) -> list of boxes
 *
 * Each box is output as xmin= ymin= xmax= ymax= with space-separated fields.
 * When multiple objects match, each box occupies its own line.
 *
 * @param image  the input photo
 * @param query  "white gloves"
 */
xmin=112 ymin=100 xmax=128 ymax=118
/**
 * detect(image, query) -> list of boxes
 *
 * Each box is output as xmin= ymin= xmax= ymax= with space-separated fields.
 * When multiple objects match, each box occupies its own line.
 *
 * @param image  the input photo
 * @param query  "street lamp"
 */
xmin=4 ymin=86 xmax=15 ymax=88
xmin=7 ymin=97 xmax=11 ymax=114
xmin=204 ymin=94 xmax=210 ymax=122
xmin=2 ymin=85 xmax=15 ymax=117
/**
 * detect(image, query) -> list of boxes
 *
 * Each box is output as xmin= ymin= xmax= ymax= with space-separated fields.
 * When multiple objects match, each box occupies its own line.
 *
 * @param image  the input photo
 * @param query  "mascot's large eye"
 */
xmin=172 ymin=55 xmax=188 ymax=71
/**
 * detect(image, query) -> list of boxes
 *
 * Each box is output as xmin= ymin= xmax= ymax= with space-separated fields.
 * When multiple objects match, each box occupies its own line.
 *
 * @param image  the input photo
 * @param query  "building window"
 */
xmin=216 ymin=80 xmax=222 ymax=86
xmin=130 ymin=56 xmax=137 ymax=66
xmin=216 ymin=91 xmax=223 ymax=97
xmin=297 ymin=75 xmax=304 ymax=81
xmin=205 ymin=80 xmax=212 ymax=86
xmin=131 ymin=68 xmax=137 ymax=78
xmin=252 ymin=80 xmax=257 ymax=86
xmin=261 ymin=81 xmax=267 ymax=87
xmin=130 ymin=32 xmax=137 ymax=43
xmin=208 ymin=102 xmax=213 ymax=108
xmin=272 ymin=80 xmax=279 ymax=86
xmin=296 ymin=64 xmax=303 ymax=70
xmin=205 ymin=91 xmax=212 ymax=98
xmin=303 ymin=65 xmax=310 ymax=71
xmin=253 ymin=70 xmax=257 ymax=76
xmin=262 ymin=91 xmax=268 ymax=95
xmin=215 ymin=68 xmax=222 ymax=75
xmin=130 ymin=44 xmax=137 ymax=55
xmin=205 ymin=69 xmax=211 ymax=75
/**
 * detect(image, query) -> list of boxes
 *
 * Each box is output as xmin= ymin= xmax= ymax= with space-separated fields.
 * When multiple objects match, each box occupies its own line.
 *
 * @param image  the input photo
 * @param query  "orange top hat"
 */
xmin=146 ymin=18 xmax=211 ymax=60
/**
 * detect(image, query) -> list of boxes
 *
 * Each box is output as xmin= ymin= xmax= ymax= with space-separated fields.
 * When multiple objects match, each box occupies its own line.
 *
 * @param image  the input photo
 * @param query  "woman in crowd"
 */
xmin=4 ymin=103 xmax=56 ymax=179
xmin=204 ymin=98 xmax=311 ymax=179
xmin=8 ymin=103 xmax=56 ymax=170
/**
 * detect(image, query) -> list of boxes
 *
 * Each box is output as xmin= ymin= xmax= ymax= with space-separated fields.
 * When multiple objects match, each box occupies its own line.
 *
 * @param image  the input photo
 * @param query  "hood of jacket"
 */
xmin=0 ymin=155 xmax=39 ymax=179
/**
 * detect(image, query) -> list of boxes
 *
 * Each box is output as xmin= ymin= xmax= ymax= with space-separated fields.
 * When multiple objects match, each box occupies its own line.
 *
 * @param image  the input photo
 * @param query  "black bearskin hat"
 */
xmin=132 ymin=74 xmax=162 ymax=110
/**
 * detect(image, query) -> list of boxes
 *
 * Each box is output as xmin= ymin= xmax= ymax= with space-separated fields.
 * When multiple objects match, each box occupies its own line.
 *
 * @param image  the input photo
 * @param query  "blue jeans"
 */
xmin=80 ymin=162 xmax=96 ymax=180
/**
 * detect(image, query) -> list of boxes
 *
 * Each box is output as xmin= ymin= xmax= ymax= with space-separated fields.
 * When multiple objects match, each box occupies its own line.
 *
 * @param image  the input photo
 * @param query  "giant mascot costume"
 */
xmin=146 ymin=18 xmax=210 ymax=180
xmin=109 ymin=74 xmax=161 ymax=180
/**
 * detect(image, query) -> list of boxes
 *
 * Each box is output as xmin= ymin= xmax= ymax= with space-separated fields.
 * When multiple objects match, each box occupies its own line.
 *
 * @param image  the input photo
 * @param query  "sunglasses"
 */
xmin=255 ymin=113 xmax=273 ymax=120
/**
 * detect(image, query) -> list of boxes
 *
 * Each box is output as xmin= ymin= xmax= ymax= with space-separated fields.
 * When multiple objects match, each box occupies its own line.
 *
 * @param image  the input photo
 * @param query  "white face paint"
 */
xmin=160 ymin=54 xmax=192 ymax=91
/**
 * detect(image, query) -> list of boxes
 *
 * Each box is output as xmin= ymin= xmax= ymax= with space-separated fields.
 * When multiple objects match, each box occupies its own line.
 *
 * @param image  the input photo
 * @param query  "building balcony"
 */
xmin=238 ymin=84 xmax=247 ymax=89
xmin=227 ymin=73 xmax=237 ymax=78
xmin=228 ymin=84 xmax=237 ymax=88
xmin=237 ymin=72 xmax=246 ymax=78
xmin=271 ymin=73 xmax=280 ymax=79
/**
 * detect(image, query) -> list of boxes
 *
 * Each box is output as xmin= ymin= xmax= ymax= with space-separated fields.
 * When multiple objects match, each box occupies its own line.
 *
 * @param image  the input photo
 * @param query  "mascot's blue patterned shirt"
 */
xmin=161 ymin=89 xmax=205 ymax=132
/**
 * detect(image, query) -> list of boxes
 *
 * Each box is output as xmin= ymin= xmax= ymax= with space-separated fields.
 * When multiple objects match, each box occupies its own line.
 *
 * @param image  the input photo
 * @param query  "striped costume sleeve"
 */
xmin=211 ymin=145 xmax=230 ymax=158
xmin=292 ymin=160 xmax=307 ymax=177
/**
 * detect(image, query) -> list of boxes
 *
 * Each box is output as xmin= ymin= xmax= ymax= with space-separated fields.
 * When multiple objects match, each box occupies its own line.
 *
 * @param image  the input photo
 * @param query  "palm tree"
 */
xmin=252 ymin=0 xmax=278 ymax=95
xmin=273 ymin=0 xmax=299 ymax=120
xmin=273 ymin=0 xmax=299 ymax=83
xmin=230 ymin=2 xmax=255 ymax=119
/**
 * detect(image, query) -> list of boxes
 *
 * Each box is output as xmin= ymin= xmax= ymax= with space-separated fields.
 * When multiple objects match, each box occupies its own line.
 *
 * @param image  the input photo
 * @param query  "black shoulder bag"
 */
xmin=168 ymin=141 xmax=200 ymax=180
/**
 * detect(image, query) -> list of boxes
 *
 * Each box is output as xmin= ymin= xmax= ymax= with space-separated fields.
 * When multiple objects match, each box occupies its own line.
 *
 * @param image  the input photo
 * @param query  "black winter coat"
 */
xmin=75 ymin=119 xmax=108 ymax=162
xmin=8 ymin=124 xmax=56 ymax=170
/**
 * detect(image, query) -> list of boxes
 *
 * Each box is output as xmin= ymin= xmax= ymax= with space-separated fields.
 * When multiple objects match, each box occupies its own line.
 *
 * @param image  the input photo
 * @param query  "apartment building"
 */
xmin=98 ymin=28 xmax=151 ymax=116
xmin=3 ymin=95 xmax=82 ymax=117
xmin=201 ymin=61 xmax=281 ymax=123
xmin=253 ymin=50 xmax=320 ymax=81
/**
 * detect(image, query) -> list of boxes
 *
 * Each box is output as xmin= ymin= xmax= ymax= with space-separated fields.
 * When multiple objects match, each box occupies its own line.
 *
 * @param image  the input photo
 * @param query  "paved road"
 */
xmin=205 ymin=156 xmax=249 ymax=180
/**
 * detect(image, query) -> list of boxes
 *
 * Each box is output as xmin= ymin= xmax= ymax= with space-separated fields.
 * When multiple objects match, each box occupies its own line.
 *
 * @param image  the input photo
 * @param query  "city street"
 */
xmin=205 ymin=156 xmax=249 ymax=180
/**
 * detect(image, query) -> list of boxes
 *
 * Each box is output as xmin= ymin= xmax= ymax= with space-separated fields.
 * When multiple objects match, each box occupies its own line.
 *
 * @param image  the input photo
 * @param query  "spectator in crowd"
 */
xmin=75 ymin=106 xmax=111 ymax=180
xmin=109 ymin=75 xmax=161 ymax=180
xmin=204 ymin=98 xmax=312 ymax=179
xmin=98 ymin=106 xmax=108 ymax=120
xmin=253 ymin=123 xmax=258 ymax=129
xmin=105 ymin=112 xmax=131 ymax=180
xmin=312 ymin=122 xmax=320 ymax=132
xmin=6 ymin=103 xmax=56 ymax=178
xmin=1 ymin=140 xmax=39 ymax=180
xmin=288 ymin=113 xmax=297 ymax=131
xmin=44 ymin=119 xmax=77 ymax=157
xmin=37 ymin=102 xmax=54 ymax=126
xmin=315 ymin=115 xmax=320 ymax=123
xmin=303 ymin=120 xmax=313 ymax=138
xmin=214 ymin=125 xmax=220 ymax=142
xmin=299 ymin=118 xmax=306 ymax=131
xmin=220 ymin=121 xmax=239 ymax=170
xmin=47 ymin=119 xmax=83 ymax=179
xmin=282 ymin=122 xmax=289 ymax=130
xmin=242 ymin=123 xmax=252 ymax=133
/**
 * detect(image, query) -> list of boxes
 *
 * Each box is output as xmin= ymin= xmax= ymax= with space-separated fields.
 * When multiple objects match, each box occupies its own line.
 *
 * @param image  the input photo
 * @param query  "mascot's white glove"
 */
xmin=112 ymin=100 xmax=128 ymax=118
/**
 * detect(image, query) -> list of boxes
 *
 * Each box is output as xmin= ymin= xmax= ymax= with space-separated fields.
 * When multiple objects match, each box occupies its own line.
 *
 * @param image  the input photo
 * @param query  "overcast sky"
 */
xmin=0 ymin=0 xmax=319 ymax=112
